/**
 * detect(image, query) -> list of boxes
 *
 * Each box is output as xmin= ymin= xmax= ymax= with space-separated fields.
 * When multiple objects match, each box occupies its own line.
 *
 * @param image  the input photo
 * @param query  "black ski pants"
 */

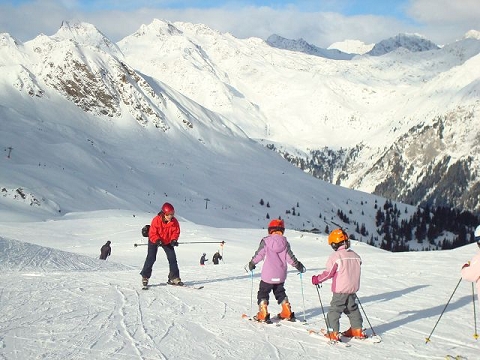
xmin=140 ymin=241 xmax=180 ymax=280
xmin=257 ymin=280 xmax=287 ymax=305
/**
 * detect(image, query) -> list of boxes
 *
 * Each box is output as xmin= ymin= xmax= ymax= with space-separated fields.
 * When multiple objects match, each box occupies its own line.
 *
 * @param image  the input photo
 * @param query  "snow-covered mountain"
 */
xmin=266 ymin=34 xmax=355 ymax=59
xmin=116 ymin=20 xmax=480 ymax=213
xmin=328 ymin=39 xmax=374 ymax=55
xmin=464 ymin=29 xmax=480 ymax=40
xmin=1 ymin=21 xmax=403 ymax=244
xmin=1 ymin=20 xmax=479 ymax=243
xmin=366 ymin=33 xmax=440 ymax=56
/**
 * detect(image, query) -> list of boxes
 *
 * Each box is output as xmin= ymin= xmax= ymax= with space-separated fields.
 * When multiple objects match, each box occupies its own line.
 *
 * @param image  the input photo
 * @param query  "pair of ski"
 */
xmin=308 ymin=328 xmax=382 ymax=347
xmin=142 ymin=282 xmax=204 ymax=290
xmin=241 ymin=313 xmax=297 ymax=325
xmin=242 ymin=313 xmax=381 ymax=347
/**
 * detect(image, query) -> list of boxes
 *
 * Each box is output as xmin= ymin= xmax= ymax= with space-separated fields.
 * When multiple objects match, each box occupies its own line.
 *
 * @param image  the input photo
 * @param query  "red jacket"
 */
xmin=148 ymin=214 xmax=180 ymax=245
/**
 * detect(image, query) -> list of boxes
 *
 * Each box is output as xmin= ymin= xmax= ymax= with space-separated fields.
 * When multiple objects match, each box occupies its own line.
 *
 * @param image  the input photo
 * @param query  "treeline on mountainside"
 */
xmin=259 ymin=196 xmax=479 ymax=252
xmin=367 ymin=201 xmax=479 ymax=252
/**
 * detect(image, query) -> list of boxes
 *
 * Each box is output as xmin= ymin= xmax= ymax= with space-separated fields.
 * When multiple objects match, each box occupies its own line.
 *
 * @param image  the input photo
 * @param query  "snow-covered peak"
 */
xmin=123 ymin=19 xmax=228 ymax=46
xmin=328 ymin=39 xmax=374 ymax=55
xmin=132 ymin=19 xmax=184 ymax=39
xmin=266 ymin=34 xmax=355 ymax=60
xmin=464 ymin=29 xmax=480 ymax=40
xmin=0 ymin=32 xmax=21 ymax=47
xmin=0 ymin=32 xmax=29 ymax=66
xmin=52 ymin=21 xmax=123 ymax=58
xmin=367 ymin=33 xmax=440 ymax=56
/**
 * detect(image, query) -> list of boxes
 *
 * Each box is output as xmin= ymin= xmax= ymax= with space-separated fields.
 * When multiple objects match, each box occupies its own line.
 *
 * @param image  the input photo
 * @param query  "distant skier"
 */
xmin=247 ymin=219 xmax=305 ymax=322
xmin=461 ymin=225 xmax=480 ymax=304
xmin=200 ymin=253 xmax=208 ymax=265
xmin=140 ymin=202 xmax=182 ymax=288
xmin=311 ymin=228 xmax=366 ymax=341
xmin=99 ymin=241 xmax=111 ymax=260
xmin=212 ymin=250 xmax=222 ymax=265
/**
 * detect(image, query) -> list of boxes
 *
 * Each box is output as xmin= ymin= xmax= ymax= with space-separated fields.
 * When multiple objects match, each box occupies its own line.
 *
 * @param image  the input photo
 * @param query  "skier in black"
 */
xmin=212 ymin=250 xmax=222 ymax=265
xmin=99 ymin=241 xmax=111 ymax=260
xmin=200 ymin=253 xmax=208 ymax=265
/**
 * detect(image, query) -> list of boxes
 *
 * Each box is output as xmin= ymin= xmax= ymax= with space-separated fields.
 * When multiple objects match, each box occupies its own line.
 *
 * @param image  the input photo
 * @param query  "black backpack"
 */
xmin=141 ymin=224 xmax=150 ymax=237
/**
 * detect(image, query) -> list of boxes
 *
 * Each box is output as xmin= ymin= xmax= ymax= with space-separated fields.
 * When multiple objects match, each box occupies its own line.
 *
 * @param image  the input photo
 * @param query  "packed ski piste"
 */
xmin=3 ymin=207 xmax=480 ymax=358
xmin=133 ymin=205 xmax=480 ymax=358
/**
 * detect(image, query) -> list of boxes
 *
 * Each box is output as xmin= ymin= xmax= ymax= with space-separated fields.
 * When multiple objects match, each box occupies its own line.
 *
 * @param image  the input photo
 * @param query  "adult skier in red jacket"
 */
xmin=140 ymin=202 xmax=182 ymax=287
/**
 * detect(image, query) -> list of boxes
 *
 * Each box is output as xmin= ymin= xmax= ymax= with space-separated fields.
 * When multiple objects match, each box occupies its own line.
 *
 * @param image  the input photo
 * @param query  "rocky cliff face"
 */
xmin=276 ymin=106 xmax=480 ymax=212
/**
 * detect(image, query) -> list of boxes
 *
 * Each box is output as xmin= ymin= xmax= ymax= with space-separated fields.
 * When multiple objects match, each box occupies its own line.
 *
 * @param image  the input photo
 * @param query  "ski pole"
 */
xmin=316 ymin=284 xmax=331 ymax=336
xmin=250 ymin=269 xmax=254 ymax=316
xmin=220 ymin=241 xmax=225 ymax=263
xmin=425 ymin=277 xmax=462 ymax=344
xmin=298 ymin=272 xmax=307 ymax=323
xmin=472 ymin=283 xmax=479 ymax=339
xmin=134 ymin=241 xmax=226 ymax=247
xmin=355 ymin=294 xmax=377 ymax=336
xmin=178 ymin=241 xmax=226 ymax=245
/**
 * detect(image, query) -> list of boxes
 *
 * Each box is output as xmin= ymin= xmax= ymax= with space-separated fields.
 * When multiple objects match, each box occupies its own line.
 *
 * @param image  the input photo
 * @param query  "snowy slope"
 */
xmin=116 ymin=20 xmax=480 ymax=211
xmin=2 ymin=20 xmax=480 ymax=216
xmin=0 ymin=211 xmax=478 ymax=359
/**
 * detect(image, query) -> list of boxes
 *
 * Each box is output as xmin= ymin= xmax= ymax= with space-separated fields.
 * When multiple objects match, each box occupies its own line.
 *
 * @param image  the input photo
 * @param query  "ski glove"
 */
xmin=171 ymin=240 xmax=179 ymax=247
xmin=311 ymin=275 xmax=320 ymax=285
xmin=248 ymin=261 xmax=256 ymax=271
xmin=295 ymin=261 xmax=306 ymax=273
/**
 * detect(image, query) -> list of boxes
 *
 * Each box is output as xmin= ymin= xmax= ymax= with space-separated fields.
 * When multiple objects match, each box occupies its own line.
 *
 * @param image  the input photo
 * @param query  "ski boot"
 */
xmin=277 ymin=298 xmax=295 ymax=321
xmin=324 ymin=330 xmax=340 ymax=341
xmin=142 ymin=277 xmax=149 ymax=289
xmin=167 ymin=277 xmax=184 ymax=286
xmin=342 ymin=327 xmax=367 ymax=339
xmin=253 ymin=300 xmax=271 ymax=323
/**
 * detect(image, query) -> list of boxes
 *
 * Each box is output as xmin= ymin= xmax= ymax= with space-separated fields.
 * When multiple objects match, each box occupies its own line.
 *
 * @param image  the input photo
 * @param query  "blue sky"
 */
xmin=0 ymin=0 xmax=478 ymax=46
xmin=4 ymin=0 xmax=411 ymax=16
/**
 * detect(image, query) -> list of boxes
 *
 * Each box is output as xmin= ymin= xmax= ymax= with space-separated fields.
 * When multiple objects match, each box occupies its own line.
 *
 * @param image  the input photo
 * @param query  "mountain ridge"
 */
xmin=1 ymin=19 xmax=479 ymax=236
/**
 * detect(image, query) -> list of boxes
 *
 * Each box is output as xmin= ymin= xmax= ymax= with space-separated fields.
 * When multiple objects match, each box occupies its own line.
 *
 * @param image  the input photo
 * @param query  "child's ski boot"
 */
xmin=277 ymin=298 xmax=295 ymax=321
xmin=253 ymin=300 xmax=271 ymax=323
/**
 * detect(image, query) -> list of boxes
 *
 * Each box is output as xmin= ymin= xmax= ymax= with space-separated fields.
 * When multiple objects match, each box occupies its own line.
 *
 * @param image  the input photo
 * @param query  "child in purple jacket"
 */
xmin=248 ymin=219 xmax=305 ymax=322
xmin=311 ymin=228 xmax=365 ymax=341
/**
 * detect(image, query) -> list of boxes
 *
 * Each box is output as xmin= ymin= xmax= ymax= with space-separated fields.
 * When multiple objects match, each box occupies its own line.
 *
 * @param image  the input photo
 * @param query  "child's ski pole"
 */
xmin=425 ymin=277 xmax=462 ymax=344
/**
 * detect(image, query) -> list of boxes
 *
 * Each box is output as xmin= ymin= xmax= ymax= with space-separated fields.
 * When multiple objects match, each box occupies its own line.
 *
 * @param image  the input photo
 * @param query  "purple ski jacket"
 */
xmin=313 ymin=245 xmax=362 ymax=294
xmin=250 ymin=234 xmax=299 ymax=284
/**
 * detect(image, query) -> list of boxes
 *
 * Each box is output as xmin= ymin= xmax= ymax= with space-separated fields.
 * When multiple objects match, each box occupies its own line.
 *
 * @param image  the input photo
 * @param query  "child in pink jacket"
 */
xmin=311 ymin=228 xmax=365 ymax=341
xmin=461 ymin=225 xmax=480 ymax=303
xmin=248 ymin=219 xmax=305 ymax=322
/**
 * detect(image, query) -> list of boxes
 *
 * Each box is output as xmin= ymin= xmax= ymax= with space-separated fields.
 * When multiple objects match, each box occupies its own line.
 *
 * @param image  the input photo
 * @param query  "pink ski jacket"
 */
xmin=313 ymin=245 xmax=362 ymax=294
xmin=251 ymin=234 xmax=299 ymax=284
xmin=461 ymin=250 xmax=480 ymax=302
